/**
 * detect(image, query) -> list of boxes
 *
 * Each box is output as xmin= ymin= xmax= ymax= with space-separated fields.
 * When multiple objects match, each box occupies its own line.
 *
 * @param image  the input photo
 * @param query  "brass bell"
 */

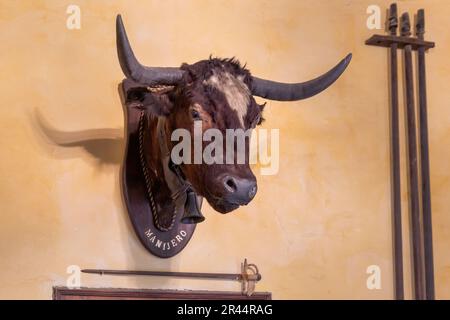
xmin=181 ymin=189 xmax=205 ymax=224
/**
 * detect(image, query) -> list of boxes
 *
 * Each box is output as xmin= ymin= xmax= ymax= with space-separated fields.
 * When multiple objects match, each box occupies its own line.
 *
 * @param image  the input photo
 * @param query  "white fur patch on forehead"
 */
xmin=204 ymin=70 xmax=250 ymax=127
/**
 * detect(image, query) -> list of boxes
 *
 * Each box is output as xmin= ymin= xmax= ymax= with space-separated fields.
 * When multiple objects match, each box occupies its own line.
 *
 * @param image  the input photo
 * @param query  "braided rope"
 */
xmin=146 ymin=85 xmax=175 ymax=93
xmin=138 ymin=110 xmax=176 ymax=231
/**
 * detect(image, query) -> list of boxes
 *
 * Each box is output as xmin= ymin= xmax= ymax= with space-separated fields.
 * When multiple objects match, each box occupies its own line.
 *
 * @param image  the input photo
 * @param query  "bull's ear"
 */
xmin=125 ymin=85 xmax=174 ymax=117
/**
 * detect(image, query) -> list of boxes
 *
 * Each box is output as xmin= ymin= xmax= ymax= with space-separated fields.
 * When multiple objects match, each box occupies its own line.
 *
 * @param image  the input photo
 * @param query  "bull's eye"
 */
xmin=191 ymin=109 xmax=201 ymax=120
xmin=251 ymin=114 xmax=261 ymax=127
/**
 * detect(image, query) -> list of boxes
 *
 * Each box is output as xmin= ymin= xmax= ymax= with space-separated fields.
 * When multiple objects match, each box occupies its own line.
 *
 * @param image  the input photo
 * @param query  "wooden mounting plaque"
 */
xmin=119 ymin=82 xmax=196 ymax=258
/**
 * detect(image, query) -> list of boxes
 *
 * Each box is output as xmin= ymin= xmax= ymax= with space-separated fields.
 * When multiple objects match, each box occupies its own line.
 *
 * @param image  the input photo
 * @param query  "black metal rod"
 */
xmin=82 ymin=269 xmax=261 ymax=282
xmin=388 ymin=3 xmax=404 ymax=300
xmin=416 ymin=8 xmax=435 ymax=300
xmin=401 ymin=12 xmax=425 ymax=300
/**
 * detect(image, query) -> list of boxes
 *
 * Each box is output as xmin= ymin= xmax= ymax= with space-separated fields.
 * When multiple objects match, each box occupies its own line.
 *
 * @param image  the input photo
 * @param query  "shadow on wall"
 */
xmin=33 ymin=109 xmax=124 ymax=166
xmin=29 ymin=107 xmax=174 ymax=289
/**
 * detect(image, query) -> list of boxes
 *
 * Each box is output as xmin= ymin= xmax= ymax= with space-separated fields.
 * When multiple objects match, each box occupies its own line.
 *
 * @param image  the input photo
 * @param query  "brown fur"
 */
xmin=127 ymin=57 xmax=264 ymax=213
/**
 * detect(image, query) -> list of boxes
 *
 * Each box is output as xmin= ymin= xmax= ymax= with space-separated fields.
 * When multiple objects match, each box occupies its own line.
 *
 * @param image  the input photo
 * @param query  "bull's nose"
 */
xmin=222 ymin=176 xmax=257 ymax=204
xmin=248 ymin=185 xmax=257 ymax=199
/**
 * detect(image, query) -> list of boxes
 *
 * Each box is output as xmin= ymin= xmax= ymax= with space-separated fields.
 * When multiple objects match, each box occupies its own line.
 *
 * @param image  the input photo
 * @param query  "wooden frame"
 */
xmin=53 ymin=287 xmax=272 ymax=300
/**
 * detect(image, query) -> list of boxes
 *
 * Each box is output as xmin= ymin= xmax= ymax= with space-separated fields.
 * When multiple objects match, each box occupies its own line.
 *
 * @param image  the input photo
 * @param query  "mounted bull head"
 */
xmin=116 ymin=15 xmax=351 ymax=224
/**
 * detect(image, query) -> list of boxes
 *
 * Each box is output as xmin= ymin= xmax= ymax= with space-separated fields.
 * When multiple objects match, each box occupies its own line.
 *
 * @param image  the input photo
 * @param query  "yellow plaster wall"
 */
xmin=0 ymin=0 xmax=449 ymax=299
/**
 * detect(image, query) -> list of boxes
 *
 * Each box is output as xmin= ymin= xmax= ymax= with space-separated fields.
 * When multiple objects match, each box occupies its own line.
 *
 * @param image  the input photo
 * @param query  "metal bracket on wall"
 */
xmin=82 ymin=258 xmax=261 ymax=296
xmin=365 ymin=34 xmax=434 ymax=51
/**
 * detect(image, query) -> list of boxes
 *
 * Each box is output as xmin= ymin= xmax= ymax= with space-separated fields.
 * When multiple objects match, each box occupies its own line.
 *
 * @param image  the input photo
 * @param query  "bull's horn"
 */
xmin=250 ymin=53 xmax=352 ymax=101
xmin=116 ymin=15 xmax=184 ymax=85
